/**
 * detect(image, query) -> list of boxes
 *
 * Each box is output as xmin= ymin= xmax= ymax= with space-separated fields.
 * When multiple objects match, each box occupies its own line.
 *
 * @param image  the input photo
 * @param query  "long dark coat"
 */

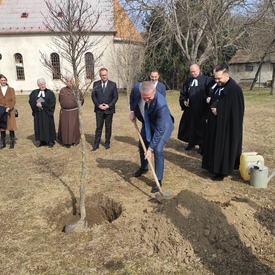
xmin=29 ymin=88 xmax=56 ymax=142
xmin=0 ymin=85 xmax=17 ymax=131
xmin=178 ymin=74 xmax=211 ymax=146
xmin=202 ymin=78 xmax=245 ymax=176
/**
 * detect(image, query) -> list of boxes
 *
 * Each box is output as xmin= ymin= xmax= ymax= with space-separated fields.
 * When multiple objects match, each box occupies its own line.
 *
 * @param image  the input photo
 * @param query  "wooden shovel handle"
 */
xmin=133 ymin=120 xmax=163 ymax=194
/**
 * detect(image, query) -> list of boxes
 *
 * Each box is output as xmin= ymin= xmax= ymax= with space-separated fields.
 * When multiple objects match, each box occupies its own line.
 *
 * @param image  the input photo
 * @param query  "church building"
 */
xmin=0 ymin=0 xmax=143 ymax=93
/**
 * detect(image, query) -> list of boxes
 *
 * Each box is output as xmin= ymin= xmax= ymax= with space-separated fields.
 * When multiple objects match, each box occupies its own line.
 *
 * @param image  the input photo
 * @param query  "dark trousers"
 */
xmin=138 ymin=126 xmax=166 ymax=181
xmin=94 ymin=112 xmax=113 ymax=146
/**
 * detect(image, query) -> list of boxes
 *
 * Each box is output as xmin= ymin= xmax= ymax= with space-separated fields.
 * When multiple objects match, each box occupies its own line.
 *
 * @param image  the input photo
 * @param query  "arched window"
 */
xmin=14 ymin=53 xmax=25 ymax=80
xmin=51 ymin=53 xmax=61 ymax=79
xmin=85 ymin=52 xmax=94 ymax=79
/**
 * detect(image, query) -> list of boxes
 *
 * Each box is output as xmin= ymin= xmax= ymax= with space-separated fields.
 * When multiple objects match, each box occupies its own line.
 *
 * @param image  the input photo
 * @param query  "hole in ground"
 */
xmin=49 ymin=193 xmax=122 ymax=232
xmin=63 ymin=193 xmax=122 ymax=232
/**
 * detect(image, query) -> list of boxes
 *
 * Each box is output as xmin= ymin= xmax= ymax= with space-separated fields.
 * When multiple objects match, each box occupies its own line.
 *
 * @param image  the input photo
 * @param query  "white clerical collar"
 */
xmin=212 ymin=83 xmax=217 ymax=89
xmin=215 ymin=87 xmax=224 ymax=96
xmin=191 ymin=79 xmax=198 ymax=86
xmin=38 ymin=90 xmax=45 ymax=97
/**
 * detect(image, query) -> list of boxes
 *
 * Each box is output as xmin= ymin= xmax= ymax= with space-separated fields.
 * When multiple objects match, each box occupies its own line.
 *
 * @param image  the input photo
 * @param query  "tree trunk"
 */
xmin=250 ymin=58 xmax=265 ymax=90
xmin=270 ymin=63 xmax=275 ymax=95
xmin=77 ymin=98 xmax=87 ymax=221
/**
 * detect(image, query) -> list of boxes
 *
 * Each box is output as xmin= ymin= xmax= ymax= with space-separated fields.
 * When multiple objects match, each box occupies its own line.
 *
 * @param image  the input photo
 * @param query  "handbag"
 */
xmin=14 ymin=109 xmax=18 ymax=118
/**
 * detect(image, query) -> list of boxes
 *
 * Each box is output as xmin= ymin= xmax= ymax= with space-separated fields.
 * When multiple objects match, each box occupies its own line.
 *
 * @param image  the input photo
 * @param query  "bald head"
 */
xmin=190 ymin=64 xmax=200 ymax=78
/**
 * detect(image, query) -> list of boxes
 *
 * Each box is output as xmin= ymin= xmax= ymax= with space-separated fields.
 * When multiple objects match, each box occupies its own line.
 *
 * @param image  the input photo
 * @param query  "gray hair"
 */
xmin=64 ymin=74 xmax=73 ymax=81
xmin=37 ymin=78 xmax=46 ymax=86
xmin=139 ymin=81 xmax=155 ymax=95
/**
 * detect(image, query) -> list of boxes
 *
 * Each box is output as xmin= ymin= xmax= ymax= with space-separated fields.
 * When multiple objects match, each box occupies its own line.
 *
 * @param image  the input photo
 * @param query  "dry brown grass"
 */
xmin=0 ymin=89 xmax=275 ymax=274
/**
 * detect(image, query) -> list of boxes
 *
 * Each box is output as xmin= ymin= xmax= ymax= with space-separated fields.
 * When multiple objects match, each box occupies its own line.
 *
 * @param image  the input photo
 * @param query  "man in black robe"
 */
xmin=202 ymin=65 xmax=245 ymax=181
xmin=29 ymin=78 xmax=56 ymax=148
xmin=178 ymin=64 xmax=211 ymax=153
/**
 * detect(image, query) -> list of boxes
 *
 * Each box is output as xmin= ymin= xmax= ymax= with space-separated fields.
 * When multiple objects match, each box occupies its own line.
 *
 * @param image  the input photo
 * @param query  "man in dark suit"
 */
xmin=129 ymin=81 xmax=174 ymax=193
xmin=150 ymin=69 xmax=166 ymax=97
xmin=91 ymin=68 xmax=118 ymax=151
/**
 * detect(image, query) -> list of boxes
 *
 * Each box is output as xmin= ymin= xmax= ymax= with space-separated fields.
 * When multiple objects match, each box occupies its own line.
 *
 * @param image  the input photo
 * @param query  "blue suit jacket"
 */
xmin=155 ymin=81 xmax=166 ymax=97
xmin=130 ymin=84 xmax=174 ymax=150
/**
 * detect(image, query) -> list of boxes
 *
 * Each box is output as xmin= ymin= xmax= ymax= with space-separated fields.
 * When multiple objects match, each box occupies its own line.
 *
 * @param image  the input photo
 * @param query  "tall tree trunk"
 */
xmin=77 ymin=98 xmax=87 ymax=221
xmin=250 ymin=57 xmax=266 ymax=90
xmin=250 ymin=38 xmax=275 ymax=91
xmin=270 ymin=63 xmax=275 ymax=95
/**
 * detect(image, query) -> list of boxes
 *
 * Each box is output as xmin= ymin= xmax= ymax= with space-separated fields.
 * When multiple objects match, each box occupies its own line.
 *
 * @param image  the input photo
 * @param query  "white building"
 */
xmin=0 ymin=0 xmax=143 ymax=93
xmin=228 ymin=49 xmax=274 ymax=88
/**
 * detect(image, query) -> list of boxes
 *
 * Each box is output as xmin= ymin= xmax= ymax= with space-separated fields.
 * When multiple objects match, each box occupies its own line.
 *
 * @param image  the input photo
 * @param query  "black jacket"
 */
xmin=91 ymin=80 xmax=118 ymax=114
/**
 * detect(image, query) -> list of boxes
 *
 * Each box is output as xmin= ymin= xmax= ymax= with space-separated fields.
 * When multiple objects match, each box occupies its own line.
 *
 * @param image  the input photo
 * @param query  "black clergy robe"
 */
xmin=178 ymin=74 xmax=211 ymax=146
xmin=202 ymin=78 xmax=245 ymax=176
xmin=29 ymin=88 xmax=56 ymax=142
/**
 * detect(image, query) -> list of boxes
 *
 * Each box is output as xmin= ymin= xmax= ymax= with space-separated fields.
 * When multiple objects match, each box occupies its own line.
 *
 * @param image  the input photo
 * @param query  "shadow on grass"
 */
xmin=37 ymin=157 xmax=77 ymax=215
xmin=114 ymin=135 xmax=138 ymax=147
xmin=96 ymin=157 xmax=156 ymax=201
xmin=84 ymin=133 xmax=94 ymax=146
xmin=26 ymin=133 xmax=36 ymax=145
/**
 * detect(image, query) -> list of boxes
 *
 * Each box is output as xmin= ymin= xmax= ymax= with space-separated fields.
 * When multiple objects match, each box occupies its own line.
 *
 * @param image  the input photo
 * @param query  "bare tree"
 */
xmin=41 ymin=0 xmax=108 ymax=231
xmin=241 ymin=0 xmax=275 ymax=93
xmin=123 ymin=0 xmax=262 ymax=67
xmin=111 ymin=0 xmax=145 ymax=96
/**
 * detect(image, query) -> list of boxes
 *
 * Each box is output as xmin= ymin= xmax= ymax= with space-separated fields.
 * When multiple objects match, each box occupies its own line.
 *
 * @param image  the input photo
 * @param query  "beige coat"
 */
xmin=0 ymin=86 xmax=17 ymax=131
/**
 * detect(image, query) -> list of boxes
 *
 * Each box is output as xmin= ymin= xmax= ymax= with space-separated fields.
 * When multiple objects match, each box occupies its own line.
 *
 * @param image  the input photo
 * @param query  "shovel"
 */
xmin=133 ymin=120 xmax=173 ymax=201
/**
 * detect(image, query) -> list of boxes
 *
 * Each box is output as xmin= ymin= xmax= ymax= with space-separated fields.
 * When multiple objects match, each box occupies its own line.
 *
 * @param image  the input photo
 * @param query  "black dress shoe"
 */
xmin=64 ymin=144 xmax=71 ymax=148
xmin=36 ymin=141 xmax=46 ymax=147
xmin=197 ymin=146 xmax=202 ymax=154
xmin=151 ymin=180 xmax=162 ymax=193
xmin=211 ymin=174 xmax=225 ymax=181
xmin=132 ymin=168 xmax=148 ymax=177
xmin=92 ymin=146 xmax=99 ymax=151
xmin=151 ymin=185 xmax=159 ymax=193
xmin=185 ymin=145 xmax=194 ymax=151
xmin=48 ymin=142 xmax=54 ymax=148
xmin=105 ymin=144 xmax=110 ymax=149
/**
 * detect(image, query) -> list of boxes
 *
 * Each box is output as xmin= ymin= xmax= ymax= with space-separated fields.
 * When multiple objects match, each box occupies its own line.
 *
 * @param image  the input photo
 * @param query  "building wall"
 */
xmin=0 ymin=33 xmax=119 ymax=93
xmin=229 ymin=63 xmax=273 ymax=87
xmin=111 ymin=41 xmax=144 ymax=91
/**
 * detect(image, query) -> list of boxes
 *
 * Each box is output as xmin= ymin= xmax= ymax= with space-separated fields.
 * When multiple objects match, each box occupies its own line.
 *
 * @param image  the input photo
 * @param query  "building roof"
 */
xmin=113 ymin=0 xmax=143 ymax=43
xmin=229 ymin=49 xmax=275 ymax=64
xmin=0 ymin=0 xmax=114 ymax=34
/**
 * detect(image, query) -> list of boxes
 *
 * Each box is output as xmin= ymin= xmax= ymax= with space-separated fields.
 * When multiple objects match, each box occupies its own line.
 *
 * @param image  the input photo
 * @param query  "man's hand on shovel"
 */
xmin=132 ymin=119 xmax=173 ymax=202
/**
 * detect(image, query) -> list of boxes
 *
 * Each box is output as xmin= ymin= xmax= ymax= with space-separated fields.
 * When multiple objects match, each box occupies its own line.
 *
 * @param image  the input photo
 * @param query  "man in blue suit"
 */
xmin=129 ymin=81 xmax=174 ymax=193
xmin=149 ymin=69 xmax=166 ymax=97
xmin=91 ymin=68 xmax=118 ymax=151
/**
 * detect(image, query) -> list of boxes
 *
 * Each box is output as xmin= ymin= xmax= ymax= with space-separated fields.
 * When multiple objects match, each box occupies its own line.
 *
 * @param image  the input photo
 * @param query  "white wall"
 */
xmin=229 ymin=63 xmax=273 ymax=86
xmin=0 ymin=33 xmax=119 ymax=93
